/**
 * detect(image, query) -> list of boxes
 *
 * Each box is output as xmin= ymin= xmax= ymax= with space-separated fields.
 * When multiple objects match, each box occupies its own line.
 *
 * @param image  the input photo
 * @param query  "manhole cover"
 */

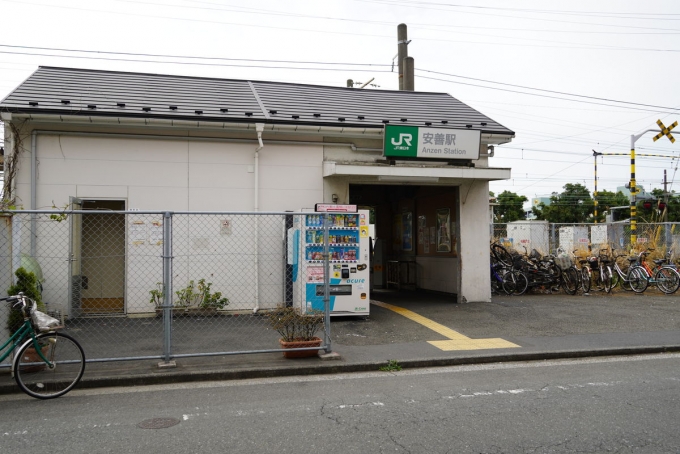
xmin=137 ymin=418 xmax=181 ymax=429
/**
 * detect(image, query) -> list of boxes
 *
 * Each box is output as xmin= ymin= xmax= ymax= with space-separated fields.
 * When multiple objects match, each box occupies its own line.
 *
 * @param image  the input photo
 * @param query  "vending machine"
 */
xmin=291 ymin=208 xmax=371 ymax=317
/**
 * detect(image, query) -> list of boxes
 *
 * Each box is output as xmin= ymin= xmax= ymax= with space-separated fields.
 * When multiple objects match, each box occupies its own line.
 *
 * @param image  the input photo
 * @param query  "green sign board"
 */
xmin=383 ymin=125 xmax=481 ymax=160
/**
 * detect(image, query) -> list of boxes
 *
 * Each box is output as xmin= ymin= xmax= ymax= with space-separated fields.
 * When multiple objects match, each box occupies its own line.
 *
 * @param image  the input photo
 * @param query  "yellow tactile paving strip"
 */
xmin=371 ymin=300 xmax=520 ymax=351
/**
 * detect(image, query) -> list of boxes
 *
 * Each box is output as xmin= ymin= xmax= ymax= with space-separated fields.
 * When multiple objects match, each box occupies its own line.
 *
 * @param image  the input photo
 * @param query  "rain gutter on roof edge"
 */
xmin=9 ymin=113 xmax=386 ymax=139
xmin=4 ymin=111 xmax=515 ymax=139
xmin=27 ymin=130 xmax=368 ymax=152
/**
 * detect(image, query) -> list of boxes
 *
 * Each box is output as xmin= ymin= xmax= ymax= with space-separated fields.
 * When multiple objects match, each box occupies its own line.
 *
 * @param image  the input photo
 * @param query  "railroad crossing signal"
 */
xmin=653 ymin=119 xmax=677 ymax=143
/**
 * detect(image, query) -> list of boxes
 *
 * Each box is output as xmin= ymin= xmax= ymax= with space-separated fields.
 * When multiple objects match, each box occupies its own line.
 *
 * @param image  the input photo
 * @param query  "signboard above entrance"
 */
xmin=383 ymin=125 xmax=481 ymax=160
xmin=315 ymin=203 xmax=358 ymax=213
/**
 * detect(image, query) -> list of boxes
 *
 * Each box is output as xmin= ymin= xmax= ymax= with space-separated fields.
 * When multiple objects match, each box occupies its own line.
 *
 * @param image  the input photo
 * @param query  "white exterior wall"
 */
xmin=416 ymin=257 xmax=458 ymax=294
xmin=15 ymin=135 xmax=323 ymax=212
xmin=459 ymin=180 xmax=491 ymax=303
xmin=13 ymin=131 xmax=324 ymax=315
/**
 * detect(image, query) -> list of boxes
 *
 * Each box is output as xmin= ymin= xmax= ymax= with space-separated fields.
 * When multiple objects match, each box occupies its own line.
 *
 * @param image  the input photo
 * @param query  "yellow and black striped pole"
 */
xmin=593 ymin=150 xmax=601 ymax=223
xmin=599 ymin=121 xmax=676 ymax=250
xmin=629 ymin=142 xmax=637 ymax=246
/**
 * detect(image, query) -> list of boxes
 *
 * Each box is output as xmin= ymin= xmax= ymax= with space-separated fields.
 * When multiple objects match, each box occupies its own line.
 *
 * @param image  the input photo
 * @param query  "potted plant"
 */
xmin=267 ymin=306 xmax=324 ymax=358
xmin=7 ymin=267 xmax=49 ymax=370
xmin=149 ymin=282 xmax=167 ymax=317
xmin=174 ymin=280 xmax=200 ymax=311
xmin=196 ymin=279 xmax=229 ymax=314
xmin=153 ymin=279 xmax=229 ymax=317
xmin=7 ymin=267 xmax=46 ymax=335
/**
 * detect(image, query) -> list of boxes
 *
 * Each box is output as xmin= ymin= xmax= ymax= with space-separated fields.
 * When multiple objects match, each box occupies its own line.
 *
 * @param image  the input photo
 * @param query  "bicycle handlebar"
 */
xmin=1 ymin=293 xmax=31 ymax=313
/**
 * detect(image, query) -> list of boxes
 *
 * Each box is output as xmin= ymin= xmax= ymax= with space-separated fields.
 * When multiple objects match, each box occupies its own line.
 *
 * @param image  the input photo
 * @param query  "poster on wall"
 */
xmin=393 ymin=215 xmax=401 ymax=248
xmin=418 ymin=215 xmax=426 ymax=245
xmin=130 ymin=220 xmax=147 ymax=246
xmin=402 ymin=212 xmax=413 ymax=251
xmin=149 ymin=220 xmax=163 ymax=246
xmin=436 ymin=208 xmax=451 ymax=252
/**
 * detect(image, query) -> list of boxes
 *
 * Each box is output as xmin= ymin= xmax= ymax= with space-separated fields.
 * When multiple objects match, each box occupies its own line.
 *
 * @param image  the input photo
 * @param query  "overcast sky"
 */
xmin=1 ymin=0 xmax=679 ymax=206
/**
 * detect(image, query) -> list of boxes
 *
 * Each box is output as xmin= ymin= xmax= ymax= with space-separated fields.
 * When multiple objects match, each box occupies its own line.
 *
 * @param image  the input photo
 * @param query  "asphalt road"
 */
xmin=1 ymin=353 xmax=679 ymax=453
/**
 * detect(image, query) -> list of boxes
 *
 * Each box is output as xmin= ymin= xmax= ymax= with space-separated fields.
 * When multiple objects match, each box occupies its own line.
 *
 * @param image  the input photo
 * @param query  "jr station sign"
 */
xmin=383 ymin=124 xmax=481 ymax=160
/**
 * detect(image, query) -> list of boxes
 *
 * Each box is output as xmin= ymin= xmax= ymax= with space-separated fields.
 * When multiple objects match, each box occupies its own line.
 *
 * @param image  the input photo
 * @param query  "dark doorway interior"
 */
xmin=80 ymin=200 xmax=126 ymax=314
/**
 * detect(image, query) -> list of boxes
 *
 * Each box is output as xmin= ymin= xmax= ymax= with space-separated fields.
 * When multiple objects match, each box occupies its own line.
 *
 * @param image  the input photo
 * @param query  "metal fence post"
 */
xmin=161 ymin=211 xmax=175 ymax=367
xmin=551 ymin=223 xmax=556 ymax=254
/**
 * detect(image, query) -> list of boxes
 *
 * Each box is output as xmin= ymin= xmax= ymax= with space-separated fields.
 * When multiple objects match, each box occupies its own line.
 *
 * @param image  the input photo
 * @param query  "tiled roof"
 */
xmin=0 ymin=66 xmax=513 ymax=135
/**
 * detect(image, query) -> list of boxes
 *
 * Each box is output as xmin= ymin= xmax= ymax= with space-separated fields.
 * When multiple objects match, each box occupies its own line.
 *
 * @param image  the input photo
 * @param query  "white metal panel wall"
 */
xmin=18 ymin=134 xmax=324 ymax=212
xmin=16 ymin=133 xmax=324 ymax=314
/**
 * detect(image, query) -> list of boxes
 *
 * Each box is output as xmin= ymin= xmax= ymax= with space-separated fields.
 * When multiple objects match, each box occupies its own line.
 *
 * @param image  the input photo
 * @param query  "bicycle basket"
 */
xmin=588 ymin=256 xmax=599 ymax=269
xmin=554 ymin=255 xmax=572 ymax=270
xmin=30 ymin=306 xmax=61 ymax=332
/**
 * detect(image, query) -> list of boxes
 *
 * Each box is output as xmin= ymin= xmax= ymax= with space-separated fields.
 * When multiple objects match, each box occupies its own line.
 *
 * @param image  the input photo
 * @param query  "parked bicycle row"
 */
xmin=490 ymin=242 xmax=680 ymax=296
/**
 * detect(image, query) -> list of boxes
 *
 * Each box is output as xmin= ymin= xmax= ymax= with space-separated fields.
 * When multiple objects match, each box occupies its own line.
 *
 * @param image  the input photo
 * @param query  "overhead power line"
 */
xmin=0 ymin=44 xmax=390 ymax=68
xmin=0 ymin=50 xmax=392 ymax=73
xmin=416 ymin=68 xmax=680 ymax=113
xmin=0 ymin=44 xmax=676 ymax=116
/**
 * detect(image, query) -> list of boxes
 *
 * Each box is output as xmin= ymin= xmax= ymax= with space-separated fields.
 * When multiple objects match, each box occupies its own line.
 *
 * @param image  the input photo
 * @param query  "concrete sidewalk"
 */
xmin=2 ymin=289 xmax=680 ymax=394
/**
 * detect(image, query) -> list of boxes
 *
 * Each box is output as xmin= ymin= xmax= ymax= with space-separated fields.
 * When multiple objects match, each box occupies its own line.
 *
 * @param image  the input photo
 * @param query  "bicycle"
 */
xmin=578 ymin=248 xmax=613 ymax=294
xmin=0 ymin=293 xmax=85 ymax=399
xmin=633 ymin=249 xmax=680 ymax=294
xmin=554 ymin=248 xmax=579 ymax=295
xmin=510 ymin=247 xmax=559 ymax=295
xmin=490 ymin=242 xmax=528 ymax=295
xmin=611 ymin=254 xmax=649 ymax=293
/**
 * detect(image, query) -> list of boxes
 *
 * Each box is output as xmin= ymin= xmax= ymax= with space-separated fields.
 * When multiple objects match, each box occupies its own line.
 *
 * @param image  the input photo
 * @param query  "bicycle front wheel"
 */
xmin=602 ymin=266 xmax=613 ymax=293
xmin=610 ymin=268 xmax=621 ymax=289
xmin=502 ymin=270 xmax=528 ymax=296
xmin=654 ymin=267 xmax=680 ymax=294
xmin=628 ymin=267 xmax=649 ymax=294
xmin=491 ymin=243 xmax=513 ymax=267
xmin=580 ymin=267 xmax=591 ymax=293
xmin=561 ymin=267 xmax=579 ymax=295
xmin=14 ymin=332 xmax=85 ymax=399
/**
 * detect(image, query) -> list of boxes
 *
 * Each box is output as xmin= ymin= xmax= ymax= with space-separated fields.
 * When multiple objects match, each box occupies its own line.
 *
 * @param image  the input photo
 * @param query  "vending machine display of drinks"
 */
xmin=292 ymin=209 xmax=370 ymax=316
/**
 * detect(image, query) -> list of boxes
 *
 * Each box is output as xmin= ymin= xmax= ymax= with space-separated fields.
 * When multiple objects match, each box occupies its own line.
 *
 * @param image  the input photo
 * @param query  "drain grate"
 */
xmin=137 ymin=418 xmax=181 ymax=429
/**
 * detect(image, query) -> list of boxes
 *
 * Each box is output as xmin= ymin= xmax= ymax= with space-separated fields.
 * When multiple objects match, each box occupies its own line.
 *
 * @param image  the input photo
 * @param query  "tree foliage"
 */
xmin=494 ymin=190 xmax=527 ymax=222
xmin=637 ymin=189 xmax=680 ymax=222
xmin=532 ymin=183 xmax=593 ymax=223
xmin=593 ymin=189 xmax=629 ymax=222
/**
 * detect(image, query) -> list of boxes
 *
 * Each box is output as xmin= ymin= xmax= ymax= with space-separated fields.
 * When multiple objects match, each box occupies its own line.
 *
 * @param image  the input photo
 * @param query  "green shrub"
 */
xmin=7 ymin=267 xmax=45 ymax=334
xmin=267 ymin=306 xmax=324 ymax=342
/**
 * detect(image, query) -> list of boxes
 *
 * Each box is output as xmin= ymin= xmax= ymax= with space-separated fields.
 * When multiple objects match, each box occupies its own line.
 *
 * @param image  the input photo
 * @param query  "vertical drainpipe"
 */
xmin=30 ymin=131 xmax=37 ymax=256
xmin=253 ymin=123 xmax=264 ymax=313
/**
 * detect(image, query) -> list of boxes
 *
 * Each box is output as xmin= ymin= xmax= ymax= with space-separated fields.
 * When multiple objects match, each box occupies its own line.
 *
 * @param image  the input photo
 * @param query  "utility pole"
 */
xmin=662 ymin=169 xmax=669 ymax=222
xmin=593 ymin=150 xmax=601 ymax=223
xmin=403 ymin=57 xmax=414 ymax=91
xmin=397 ymin=24 xmax=412 ymax=91
xmin=630 ymin=119 xmax=677 ymax=247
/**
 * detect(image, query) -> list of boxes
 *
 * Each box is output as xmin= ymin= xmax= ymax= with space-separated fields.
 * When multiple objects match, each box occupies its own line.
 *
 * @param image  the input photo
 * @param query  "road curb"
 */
xmin=3 ymin=345 xmax=679 ymax=396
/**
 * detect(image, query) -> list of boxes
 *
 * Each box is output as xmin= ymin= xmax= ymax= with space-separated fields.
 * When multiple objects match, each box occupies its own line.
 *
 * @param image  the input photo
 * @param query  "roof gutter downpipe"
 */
xmin=253 ymin=123 xmax=264 ymax=314
xmin=30 ymin=131 xmax=37 ymax=257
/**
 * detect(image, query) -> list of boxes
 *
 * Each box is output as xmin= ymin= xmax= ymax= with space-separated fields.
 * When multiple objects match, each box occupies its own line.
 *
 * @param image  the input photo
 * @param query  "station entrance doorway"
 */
xmin=349 ymin=184 xmax=460 ymax=296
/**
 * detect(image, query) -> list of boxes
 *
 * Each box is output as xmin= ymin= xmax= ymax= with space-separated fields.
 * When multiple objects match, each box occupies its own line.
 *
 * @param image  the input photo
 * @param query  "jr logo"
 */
xmin=391 ymin=133 xmax=412 ymax=147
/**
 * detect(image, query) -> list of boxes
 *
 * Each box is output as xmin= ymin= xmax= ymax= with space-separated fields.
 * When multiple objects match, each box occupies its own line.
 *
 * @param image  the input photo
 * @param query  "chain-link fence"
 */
xmin=1 ymin=210 xmax=333 ymax=366
xmin=491 ymin=221 xmax=680 ymax=259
